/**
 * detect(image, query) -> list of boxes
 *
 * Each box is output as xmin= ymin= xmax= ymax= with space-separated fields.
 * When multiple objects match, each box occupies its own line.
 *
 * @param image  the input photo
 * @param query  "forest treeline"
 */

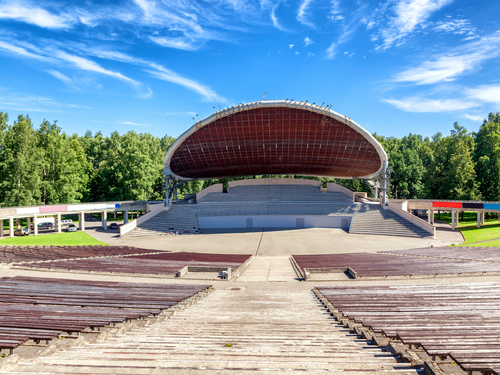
xmin=0 ymin=111 xmax=499 ymax=207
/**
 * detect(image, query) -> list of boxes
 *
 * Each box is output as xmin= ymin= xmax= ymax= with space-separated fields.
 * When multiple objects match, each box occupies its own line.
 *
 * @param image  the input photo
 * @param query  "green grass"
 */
xmin=457 ymin=223 xmax=500 ymax=245
xmin=437 ymin=211 xmax=499 ymax=227
xmin=0 ymin=232 xmax=108 ymax=246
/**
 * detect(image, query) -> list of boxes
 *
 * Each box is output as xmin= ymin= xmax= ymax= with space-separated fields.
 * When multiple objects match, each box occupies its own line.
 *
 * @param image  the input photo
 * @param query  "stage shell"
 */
xmin=164 ymin=100 xmax=388 ymax=180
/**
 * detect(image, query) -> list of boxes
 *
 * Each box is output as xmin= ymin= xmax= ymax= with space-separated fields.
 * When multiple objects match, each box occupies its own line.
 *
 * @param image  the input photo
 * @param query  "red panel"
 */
xmin=40 ymin=205 xmax=67 ymax=213
xmin=432 ymin=202 xmax=463 ymax=208
xmin=170 ymin=107 xmax=382 ymax=179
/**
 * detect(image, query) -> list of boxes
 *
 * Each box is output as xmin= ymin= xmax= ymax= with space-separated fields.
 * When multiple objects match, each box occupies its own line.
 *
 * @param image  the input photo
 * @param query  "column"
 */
xmin=0 ymin=220 xmax=3 ymax=237
xmin=124 ymin=210 xmax=129 ymax=224
xmin=451 ymin=211 xmax=456 ymax=230
xmin=456 ymin=211 xmax=460 ymax=228
xmin=9 ymin=217 xmax=14 ymax=237
xmin=79 ymin=212 xmax=85 ymax=231
xmin=481 ymin=212 xmax=485 ymax=225
xmin=33 ymin=216 xmax=38 ymax=236
xmin=427 ymin=209 xmax=432 ymax=224
xmin=102 ymin=211 xmax=107 ymax=230
xmin=57 ymin=213 xmax=62 ymax=233
xmin=27 ymin=217 xmax=31 ymax=231
xmin=477 ymin=211 xmax=481 ymax=228
xmin=430 ymin=209 xmax=435 ymax=225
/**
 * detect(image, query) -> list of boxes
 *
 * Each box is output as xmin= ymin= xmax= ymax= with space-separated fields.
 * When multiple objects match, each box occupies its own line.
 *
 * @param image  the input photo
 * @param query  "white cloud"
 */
xmin=289 ymin=44 xmax=294 ymax=49
xmin=377 ymin=0 xmax=453 ymax=50
xmin=463 ymin=113 xmax=485 ymax=122
xmin=118 ymin=121 xmax=152 ymax=127
xmin=47 ymin=70 xmax=72 ymax=84
xmin=0 ymin=40 xmax=50 ymax=61
xmin=304 ymin=37 xmax=313 ymax=46
xmin=146 ymin=63 xmax=226 ymax=102
xmin=328 ymin=0 xmax=343 ymax=22
xmin=150 ymin=36 xmax=198 ymax=51
xmin=138 ymin=87 xmax=153 ymax=99
xmin=466 ymin=85 xmax=500 ymax=105
xmin=0 ymin=2 xmax=73 ymax=29
xmin=270 ymin=7 xmax=286 ymax=31
xmin=54 ymin=51 xmax=138 ymax=85
xmin=433 ymin=18 xmax=476 ymax=36
xmin=0 ymin=93 xmax=87 ymax=112
xmin=382 ymin=97 xmax=477 ymax=112
xmin=393 ymin=34 xmax=500 ymax=84
xmin=297 ymin=0 xmax=315 ymax=27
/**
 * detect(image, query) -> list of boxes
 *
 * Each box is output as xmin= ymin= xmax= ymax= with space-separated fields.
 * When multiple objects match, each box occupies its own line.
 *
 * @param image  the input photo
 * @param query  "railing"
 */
xmin=383 ymin=203 xmax=435 ymax=237
xmin=120 ymin=203 xmax=167 ymax=237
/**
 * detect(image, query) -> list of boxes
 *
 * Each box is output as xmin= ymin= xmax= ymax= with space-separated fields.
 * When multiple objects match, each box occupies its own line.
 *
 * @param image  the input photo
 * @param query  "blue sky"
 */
xmin=0 ymin=0 xmax=499 ymax=139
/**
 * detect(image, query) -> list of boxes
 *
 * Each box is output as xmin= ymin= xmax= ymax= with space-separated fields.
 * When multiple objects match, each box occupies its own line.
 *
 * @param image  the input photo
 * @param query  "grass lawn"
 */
xmin=458 ymin=223 xmax=500 ymax=245
xmin=0 ymin=232 xmax=108 ymax=246
xmin=437 ymin=211 xmax=499 ymax=227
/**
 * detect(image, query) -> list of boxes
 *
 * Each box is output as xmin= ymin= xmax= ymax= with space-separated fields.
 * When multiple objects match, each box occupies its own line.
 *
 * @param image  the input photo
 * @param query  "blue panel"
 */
xmin=483 ymin=203 xmax=500 ymax=210
xmin=115 ymin=204 xmax=120 ymax=208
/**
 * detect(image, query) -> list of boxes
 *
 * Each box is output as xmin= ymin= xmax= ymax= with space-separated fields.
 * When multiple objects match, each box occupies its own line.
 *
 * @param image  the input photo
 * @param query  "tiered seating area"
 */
xmin=6 ymin=289 xmax=421 ymax=374
xmin=126 ymin=182 xmax=429 ymax=238
xmin=316 ymin=283 xmax=500 ymax=375
xmin=199 ymin=184 xmax=352 ymax=203
xmin=0 ymin=277 xmax=210 ymax=354
xmin=17 ymin=252 xmax=252 ymax=277
xmin=387 ymin=246 xmax=500 ymax=262
xmin=0 ymin=245 xmax=163 ymax=264
xmin=293 ymin=251 xmax=500 ymax=279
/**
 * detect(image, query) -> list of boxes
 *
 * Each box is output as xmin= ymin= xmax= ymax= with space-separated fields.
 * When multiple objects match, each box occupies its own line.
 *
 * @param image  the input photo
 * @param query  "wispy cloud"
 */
xmin=56 ymin=51 xmax=138 ymax=85
xmin=149 ymin=36 xmax=198 ymax=51
xmin=376 ymin=0 xmax=453 ymax=50
xmin=433 ymin=17 xmax=476 ymax=37
xmin=146 ymin=63 xmax=226 ymax=102
xmin=466 ymin=84 xmax=500 ymax=105
xmin=0 ymin=1 xmax=73 ymax=29
xmin=297 ymin=0 xmax=315 ymax=28
xmin=304 ymin=37 xmax=313 ymax=46
xmin=328 ymin=0 xmax=344 ymax=22
xmin=0 ymin=93 xmax=89 ymax=112
xmin=393 ymin=34 xmax=500 ymax=84
xmin=382 ymin=97 xmax=477 ymax=112
xmin=463 ymin=113 xmax=485 ymax=122
xmin=118 ymin=121 xmax=152 ymax=127
xmin=289 ymin=44 xmax=294 ymax=49
xmin=47 ymin=70 xmax=72 ymax=84
xmin=270 ymin=7 xmax=286 ymax=31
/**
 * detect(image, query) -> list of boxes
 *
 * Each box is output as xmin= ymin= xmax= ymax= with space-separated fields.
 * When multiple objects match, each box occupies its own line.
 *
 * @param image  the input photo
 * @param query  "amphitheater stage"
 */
xmin=88 ymin=222 xmax=463 ymax=256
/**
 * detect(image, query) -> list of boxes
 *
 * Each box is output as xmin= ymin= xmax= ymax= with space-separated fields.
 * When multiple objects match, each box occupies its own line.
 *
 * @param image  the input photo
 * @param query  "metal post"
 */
xmin=382 ymin=161 xmax=388 ymax=206
xmin=102 ymin=211 xmax=107 ymax=230
xmin=9 ymin=217 xmax=14 ymax=237
xmin=79 ymin=212 xmax=85 ymax=231
xmin=57 ymin=213 xmax=62 ymax=233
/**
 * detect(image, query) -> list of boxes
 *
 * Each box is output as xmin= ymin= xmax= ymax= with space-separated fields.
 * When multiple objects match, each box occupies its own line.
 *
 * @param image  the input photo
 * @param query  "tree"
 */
xmin=475 ymin=113 xmax=500 ymax=201
xmin=0 ymin=115 xmax=43 ymax=206
xmin=425 ymin=123 xmax=480 ymax=201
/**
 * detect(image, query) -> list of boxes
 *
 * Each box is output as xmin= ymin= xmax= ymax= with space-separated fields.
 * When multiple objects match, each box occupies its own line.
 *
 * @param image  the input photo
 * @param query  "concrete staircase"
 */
xmin=7 ymin=290 xmax=421 ymax=374
xmin=349 ymin=206 xmax=430 ymax=238
xmin=123 ymin=206 xmax=200 ymax=237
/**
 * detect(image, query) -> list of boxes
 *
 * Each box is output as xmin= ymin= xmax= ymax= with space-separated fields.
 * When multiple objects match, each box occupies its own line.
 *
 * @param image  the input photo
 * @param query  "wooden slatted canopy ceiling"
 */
xmin=164 ymin=100 xmax=388 ymax=180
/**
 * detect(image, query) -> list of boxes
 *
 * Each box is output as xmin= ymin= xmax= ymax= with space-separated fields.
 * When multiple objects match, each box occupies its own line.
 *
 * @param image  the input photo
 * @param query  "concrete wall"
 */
xmin=228 ymin=178 xmax=321 ymax=189
xmin=326 ymin=183 xmax=355 ymax=201
xmin=196 ymin=183 xmax=223 ymax=201
xmin=198 ymin=215 xmax=351 ymax=229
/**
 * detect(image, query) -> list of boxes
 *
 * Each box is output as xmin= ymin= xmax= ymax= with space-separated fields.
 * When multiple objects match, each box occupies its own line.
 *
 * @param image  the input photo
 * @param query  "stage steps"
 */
xmin=8 ymin=290 xmax=421 ymax=374
xmin=349 ymin=206 xmax=431 ymax=238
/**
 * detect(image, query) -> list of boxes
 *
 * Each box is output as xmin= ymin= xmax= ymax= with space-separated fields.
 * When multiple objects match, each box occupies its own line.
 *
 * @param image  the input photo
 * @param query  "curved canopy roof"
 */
xmin=164 ymin=100 xmax=387 ymax=180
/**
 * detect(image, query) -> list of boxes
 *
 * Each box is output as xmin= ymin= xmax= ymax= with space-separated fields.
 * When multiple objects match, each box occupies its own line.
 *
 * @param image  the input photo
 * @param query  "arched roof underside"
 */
xmin=164 ymin=100 xmax=388 ymax=180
